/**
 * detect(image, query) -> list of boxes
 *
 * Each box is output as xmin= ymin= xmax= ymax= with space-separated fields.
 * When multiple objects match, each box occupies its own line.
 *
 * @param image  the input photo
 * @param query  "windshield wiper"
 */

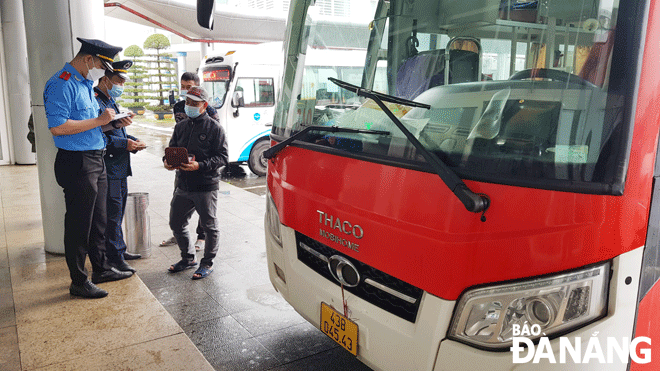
xmin=263 ymin=125 xmax=390 ymax=159
xmin=328 ymin=77 xmax=491 ymax=219
xmin=329 ymin=77 xmax=432 ymax=110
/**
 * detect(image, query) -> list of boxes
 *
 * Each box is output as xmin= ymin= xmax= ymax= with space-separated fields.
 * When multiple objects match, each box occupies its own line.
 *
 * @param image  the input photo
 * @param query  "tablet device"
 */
xmin=165 ymin=147 xmax=189 ymax=168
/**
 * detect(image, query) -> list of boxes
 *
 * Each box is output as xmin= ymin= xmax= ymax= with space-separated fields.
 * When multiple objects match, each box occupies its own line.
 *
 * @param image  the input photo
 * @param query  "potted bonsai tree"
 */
xmin=119 ymin=44 xmax=149 ymax=115
xmin=143 ymin=34 xmax=177 ymax=120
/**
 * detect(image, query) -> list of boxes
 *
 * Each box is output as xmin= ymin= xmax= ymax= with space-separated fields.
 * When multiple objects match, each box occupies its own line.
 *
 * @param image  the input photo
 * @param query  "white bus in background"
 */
xmin=199 ymin=42 xmax=387 ymax=176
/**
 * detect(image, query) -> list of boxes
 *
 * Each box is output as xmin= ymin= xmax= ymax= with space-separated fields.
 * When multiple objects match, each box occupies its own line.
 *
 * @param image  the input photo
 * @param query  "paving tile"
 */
xmin=249 ymin=219 xmax=266 ymax=230
xmin=0 ymin=290 xmax=15 ymax=329
xmin=151 ymin=282 xmax=213 ymax=307
xmin=223 ymin=250 xmax=268 ymax=273
xmin=182 ymin=315 xmax=253 ymax=352
xmin=211 ymin=283 xmax=288 ymax=314
xmin=163 ymin=293 xmax=228 ymax=327
xmin=7 ymin=243 xmax=61 ymax=268
xmin=256 ymin=322 xmax=339 ymax=364
xmin=0 ymin=326 xmax=20 ymax=371
xmin=5 ymin=229 xmax=44 ymax=249
xmin=12 ymin=275 xmax=153 ymax=325
xmin=2 ymin=205 xmax=41 ymax=222
xmin=205 ymin=337 xmax=282 ymax=371
xmin=227 ymin=204 xmax=265 ymax=222
xmin=268 ymin=347 xmax=374 ymax=371
xmin=2 ymin=212 xmax=42 ymax=234
xmin=138 ymin=266 xmax=202 ymax=291
xmin=36 ymin=333 xmax=214 ymax=371
xmin=198 ymin=271 xmax=256 ymax=297
xmin=16 ymin=282 xmax=182 ymax=370
xmin=230 ymin=303 xmax=308 ymax=337
xmin=0 ymin=246 xmax=7 ymax=268
xmin=0 ymin=266 xmax=10 ymax=291
xmin=9 ymin=260 xmax=71 ymax=294
xmin=0 ymin=191 xmax=41 ymax=208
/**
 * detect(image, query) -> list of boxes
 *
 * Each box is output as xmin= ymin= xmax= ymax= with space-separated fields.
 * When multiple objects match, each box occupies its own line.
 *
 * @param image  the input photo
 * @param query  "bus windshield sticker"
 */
xmin=546 ymin=145 xmax=589 ymax=164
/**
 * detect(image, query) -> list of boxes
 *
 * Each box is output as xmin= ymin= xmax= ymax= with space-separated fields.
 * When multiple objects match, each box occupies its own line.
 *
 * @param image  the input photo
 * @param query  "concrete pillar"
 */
xmin=22 ymin=0 xmax=105 ymax=254
xmin=1 ymin=0 xmax=35 ymax=164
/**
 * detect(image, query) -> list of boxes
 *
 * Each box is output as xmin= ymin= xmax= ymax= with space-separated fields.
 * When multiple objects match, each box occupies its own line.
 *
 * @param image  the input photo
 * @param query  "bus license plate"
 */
xmin=320 ymin=302 xmax=358 ymax=356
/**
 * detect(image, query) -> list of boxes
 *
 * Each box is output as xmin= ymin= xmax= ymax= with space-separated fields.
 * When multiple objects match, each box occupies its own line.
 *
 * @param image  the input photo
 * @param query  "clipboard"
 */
xmin=165 ymin=147 xmax=190 ymax=168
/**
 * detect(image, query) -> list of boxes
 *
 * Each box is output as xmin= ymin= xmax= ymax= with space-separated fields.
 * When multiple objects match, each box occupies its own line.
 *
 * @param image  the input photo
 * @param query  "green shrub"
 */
xmin=145 ymin=104 xmax=172 ymax=112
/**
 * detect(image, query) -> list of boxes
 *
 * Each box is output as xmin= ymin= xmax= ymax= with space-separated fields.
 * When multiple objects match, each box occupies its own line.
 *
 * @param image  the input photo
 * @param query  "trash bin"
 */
xmin=123 ymin=192 xmax=151 ymax=258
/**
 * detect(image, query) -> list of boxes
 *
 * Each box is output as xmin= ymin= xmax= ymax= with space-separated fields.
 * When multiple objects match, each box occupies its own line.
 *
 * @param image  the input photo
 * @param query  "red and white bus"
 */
xmin=263 ymin=0 xmax=660 ymax=369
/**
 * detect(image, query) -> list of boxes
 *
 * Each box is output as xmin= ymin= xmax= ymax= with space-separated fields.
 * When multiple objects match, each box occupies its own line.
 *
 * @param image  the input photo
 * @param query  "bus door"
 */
xmin=229 ymin=75 xmax=276 ymax=175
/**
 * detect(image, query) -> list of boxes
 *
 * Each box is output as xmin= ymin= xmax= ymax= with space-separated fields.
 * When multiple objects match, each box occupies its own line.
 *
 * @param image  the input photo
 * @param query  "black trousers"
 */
xmin=105 ymin=178 xmax=128 ymax=263
xmin=196 ymin=219 xmax=205 ymax=240
xmin=169 ymin=188 xmax=219 ymax=267
xmin=54 ymin=149 xmax=110 ymax=285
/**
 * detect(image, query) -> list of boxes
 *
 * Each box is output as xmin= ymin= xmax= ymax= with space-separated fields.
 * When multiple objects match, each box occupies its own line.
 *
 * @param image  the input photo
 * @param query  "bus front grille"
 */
xmin=296 ymin=231 xmax=423 ymax=323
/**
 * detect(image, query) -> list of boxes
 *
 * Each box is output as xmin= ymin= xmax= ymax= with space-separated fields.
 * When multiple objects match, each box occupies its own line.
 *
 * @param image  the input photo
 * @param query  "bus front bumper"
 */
xmin=266 ymin=223 xmax=644 ymax=371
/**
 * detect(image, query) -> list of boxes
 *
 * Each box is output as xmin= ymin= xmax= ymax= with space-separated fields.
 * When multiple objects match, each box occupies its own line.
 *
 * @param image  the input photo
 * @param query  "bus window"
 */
xmin=201 ymin=67 xmax=231 ymax=108
xmin=275 ymin=0 xmax=631 ymax=193
xmin=235 ymin=78 xmax=275 ymax=107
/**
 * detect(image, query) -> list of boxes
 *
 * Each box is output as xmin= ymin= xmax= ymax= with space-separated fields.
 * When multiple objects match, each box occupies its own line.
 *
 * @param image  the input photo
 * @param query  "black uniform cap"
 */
xmin=77 ymin=37 xmax=122 ymax=71
xmin=108 ymin=60 xmax=133 ymax=80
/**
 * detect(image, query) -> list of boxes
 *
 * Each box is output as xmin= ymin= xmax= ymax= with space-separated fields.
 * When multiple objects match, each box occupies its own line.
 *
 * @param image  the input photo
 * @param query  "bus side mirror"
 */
xmin=232 ymin=90 xmax=244 ymax=107
xmin=232 ymin=91 xmax=244 ymax=117
xmin=197 ymin=0 xmax=215 ymax=30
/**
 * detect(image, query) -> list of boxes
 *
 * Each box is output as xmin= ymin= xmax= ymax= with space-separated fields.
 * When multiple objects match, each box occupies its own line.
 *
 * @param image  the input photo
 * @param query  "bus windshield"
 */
xmin=201 ymin=66 xmax=231 ymax=109
xmin=273 ymin=0 xmax=641 ymax=195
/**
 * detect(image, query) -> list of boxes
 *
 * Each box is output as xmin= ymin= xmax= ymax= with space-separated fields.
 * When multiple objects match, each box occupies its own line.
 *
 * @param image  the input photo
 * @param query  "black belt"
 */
xmin=59 ymin=148 xmax=106 ymax=156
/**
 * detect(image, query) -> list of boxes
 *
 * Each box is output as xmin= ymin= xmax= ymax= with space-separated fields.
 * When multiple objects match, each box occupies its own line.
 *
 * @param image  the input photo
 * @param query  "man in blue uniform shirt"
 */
xmin=44 ymin=37 xmax=133 ymax=299
xmin=95 ymin=60 xmax=146 ymax=274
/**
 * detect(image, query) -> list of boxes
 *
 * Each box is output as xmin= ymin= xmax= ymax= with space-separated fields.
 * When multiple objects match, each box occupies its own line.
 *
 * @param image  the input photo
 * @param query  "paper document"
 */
xmin=114 ymin=112 xmax=131 ymax=120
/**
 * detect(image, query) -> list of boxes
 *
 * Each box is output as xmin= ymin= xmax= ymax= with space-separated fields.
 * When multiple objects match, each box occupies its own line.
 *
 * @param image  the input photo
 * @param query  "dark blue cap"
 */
xmin=77 ymin=37 xmax=122 ymax=71
xmin=108 ymin=60 xmax=133 ymax=80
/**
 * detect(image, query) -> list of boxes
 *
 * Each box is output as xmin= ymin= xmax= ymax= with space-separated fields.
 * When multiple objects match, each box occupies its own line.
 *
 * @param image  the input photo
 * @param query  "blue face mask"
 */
xmin=179 ymin=90 xmax=188 ymax=101
xmin=185 ymin=104 xmax=202 ymax=119
xmin=108 ymin=83 xmax=124 ymax=98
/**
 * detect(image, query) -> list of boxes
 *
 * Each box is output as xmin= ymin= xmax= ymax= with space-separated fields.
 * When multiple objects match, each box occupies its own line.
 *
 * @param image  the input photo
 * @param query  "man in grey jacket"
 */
xmin=164 ymin=86 xmax=228 ymax=279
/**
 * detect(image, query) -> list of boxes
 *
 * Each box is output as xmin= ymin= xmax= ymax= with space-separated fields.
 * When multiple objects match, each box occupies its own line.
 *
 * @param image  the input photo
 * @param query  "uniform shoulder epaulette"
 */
xmin=58 ymin=71 xmax=71 ymax=81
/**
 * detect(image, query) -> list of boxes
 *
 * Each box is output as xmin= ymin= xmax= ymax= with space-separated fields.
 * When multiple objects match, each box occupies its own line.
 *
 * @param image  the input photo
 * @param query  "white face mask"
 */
xmin=85 ymin=59 xmax=105 ymax=81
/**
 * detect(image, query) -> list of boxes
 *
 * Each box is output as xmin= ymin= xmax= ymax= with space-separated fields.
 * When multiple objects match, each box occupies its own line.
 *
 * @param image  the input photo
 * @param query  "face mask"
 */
xmin=179 ymin=90 xmax=188 ymax=100
xmin=185 ymin=104 xmax=202 ymax=119
xmin=108 ymin=82 xmax=124 ymax=98
xmin=85 ymin=59 xmax=105 ymax=81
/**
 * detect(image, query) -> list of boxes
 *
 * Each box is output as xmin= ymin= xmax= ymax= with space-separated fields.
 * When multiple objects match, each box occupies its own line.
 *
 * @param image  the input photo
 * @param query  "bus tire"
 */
xmin=248 ymin=139 xmax=270 ymax=177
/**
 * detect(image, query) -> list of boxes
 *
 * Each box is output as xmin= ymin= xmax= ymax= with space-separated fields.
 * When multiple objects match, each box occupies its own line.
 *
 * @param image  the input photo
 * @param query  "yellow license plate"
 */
xmin=320 ymin=302 xmax=358 ymax=356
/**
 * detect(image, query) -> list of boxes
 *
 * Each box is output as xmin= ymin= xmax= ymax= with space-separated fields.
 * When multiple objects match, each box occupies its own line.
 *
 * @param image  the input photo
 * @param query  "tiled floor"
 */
xmin=0 ymin=151 xmax=372 ymax=370
xmin=0 ymin=163 xmax=213 ymax=371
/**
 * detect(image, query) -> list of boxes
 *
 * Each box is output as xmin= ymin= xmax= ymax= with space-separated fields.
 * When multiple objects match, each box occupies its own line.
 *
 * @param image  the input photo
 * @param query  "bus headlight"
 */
xmin=448 ymin=262 xmax=610 ymax=349
xmin=266 ymin=193 xmax=282 ymax=246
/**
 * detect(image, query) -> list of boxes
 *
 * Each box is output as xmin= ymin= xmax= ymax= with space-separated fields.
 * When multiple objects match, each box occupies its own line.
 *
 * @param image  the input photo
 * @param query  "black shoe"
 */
xmin=70 ymin=281 xmax=108 ymax=298
xmin=123 ymin=252 xmax=142 ymax=260
xmin=91 ymin=267 xmax=133 ymax=284
xmin=112 ymin=260 xmax=136 ymax=273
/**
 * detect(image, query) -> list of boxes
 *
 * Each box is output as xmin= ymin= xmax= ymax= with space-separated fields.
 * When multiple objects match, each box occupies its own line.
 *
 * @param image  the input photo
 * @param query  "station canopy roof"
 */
xmin=104 ymin=0 xmax=370 ymax=47
xmin=104 ymin=0 xmax=287 ymax=43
